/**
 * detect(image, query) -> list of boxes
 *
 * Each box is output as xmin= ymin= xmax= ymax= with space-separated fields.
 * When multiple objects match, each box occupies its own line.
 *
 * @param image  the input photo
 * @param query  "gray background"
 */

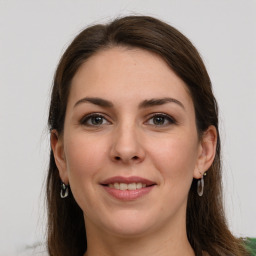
xmin=0 ymin=0 xmax=255 ymax=255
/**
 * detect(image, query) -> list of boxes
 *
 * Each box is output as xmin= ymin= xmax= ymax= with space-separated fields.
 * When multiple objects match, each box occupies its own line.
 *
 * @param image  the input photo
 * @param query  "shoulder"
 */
xmin=244 ymin=238 xmax=256 ymax=256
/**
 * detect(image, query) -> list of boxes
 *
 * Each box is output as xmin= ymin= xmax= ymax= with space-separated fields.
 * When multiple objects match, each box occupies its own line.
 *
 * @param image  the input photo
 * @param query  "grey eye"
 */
xmin=152 ymin=116 xmax=166 ymax=125
xmin=90 ymin=116 xmax=104 ymax=125
xmin=147 ymin=114 xmax=176 ymax=126
xmin=81 ymin=114 xmax=109 ymax=126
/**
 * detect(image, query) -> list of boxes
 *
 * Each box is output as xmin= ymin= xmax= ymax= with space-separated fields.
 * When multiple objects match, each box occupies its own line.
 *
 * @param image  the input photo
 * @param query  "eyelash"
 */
xmin=79 ymin=113 xmax=176 ymax=127
xmin=80 ymin=113 xmax=110 ymax=126
xmin=146 ymin=113 xmax=176 ymax=127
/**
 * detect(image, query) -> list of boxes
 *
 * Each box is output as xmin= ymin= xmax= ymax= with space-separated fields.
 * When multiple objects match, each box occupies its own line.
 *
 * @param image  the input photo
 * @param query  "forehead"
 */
xmin=68 ymin=47 xmax=193 ymax=109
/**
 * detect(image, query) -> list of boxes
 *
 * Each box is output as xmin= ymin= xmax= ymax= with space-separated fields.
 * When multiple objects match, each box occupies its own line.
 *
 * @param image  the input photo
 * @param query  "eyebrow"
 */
xmin=74 ymin=97 xmax=185 ymax=110
xmin=138 ymin=97 xmax=185 ymax=110
xmin=74 ymin=97 xmax=114 ymax=108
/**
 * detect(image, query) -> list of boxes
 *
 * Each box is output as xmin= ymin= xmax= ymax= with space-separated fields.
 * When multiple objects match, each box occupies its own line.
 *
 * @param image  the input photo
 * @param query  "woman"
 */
xmin=47 ymin=16 xmax=253 ymax=256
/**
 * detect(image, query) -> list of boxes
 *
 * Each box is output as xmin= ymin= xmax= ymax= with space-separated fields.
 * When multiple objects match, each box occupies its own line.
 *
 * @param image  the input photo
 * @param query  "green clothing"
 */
xmin=246 ymin=238 xmax=256 ymax=255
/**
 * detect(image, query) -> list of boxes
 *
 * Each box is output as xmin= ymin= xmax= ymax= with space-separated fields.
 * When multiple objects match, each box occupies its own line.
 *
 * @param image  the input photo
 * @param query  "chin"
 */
xmin=98 ymin=210 xmax=159 ymax=237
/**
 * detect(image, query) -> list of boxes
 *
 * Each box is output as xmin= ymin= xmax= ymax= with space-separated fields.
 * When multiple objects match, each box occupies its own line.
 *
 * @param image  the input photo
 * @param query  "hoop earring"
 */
xmin=60 ymin=182 xmax=69 ymax=198
xmin=197 ymin=172 xmax=206 ymax=197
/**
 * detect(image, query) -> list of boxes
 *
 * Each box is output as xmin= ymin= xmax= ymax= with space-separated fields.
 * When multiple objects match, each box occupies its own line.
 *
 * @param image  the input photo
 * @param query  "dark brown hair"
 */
xmin=47 ymin=16 xmax=249 ymax=256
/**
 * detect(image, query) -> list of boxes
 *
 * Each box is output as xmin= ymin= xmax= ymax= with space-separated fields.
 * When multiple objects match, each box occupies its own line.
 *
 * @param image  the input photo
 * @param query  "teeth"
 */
xmin=128 ymin=183 xmax=136 ymax=190
xmin=114 ymin=183 xmax=120 ymax=189
xmin=136 ymin=183 xmax=142 ymax=189
xmin=120 ymin=183 xmax=128 ymax=190
xmin=108 ymin=182 xmax=147 ymax=190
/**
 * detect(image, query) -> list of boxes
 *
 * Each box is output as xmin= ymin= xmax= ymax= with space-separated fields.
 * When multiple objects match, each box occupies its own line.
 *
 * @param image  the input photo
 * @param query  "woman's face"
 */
xmin=54 ymin=47 xmax=207 ymax=237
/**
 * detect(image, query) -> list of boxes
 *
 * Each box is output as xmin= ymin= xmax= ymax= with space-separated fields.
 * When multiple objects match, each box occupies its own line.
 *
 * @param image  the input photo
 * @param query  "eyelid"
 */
xmin=79 ymin=113 xmax=112 ymax=126
xmin=145 ymin=113 xmax=177 ymax=126
xmin=79 ymin=112 xmax=176 ymax=127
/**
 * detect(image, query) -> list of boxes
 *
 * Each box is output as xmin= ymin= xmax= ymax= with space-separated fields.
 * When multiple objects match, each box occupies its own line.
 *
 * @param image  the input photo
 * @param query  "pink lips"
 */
xmin=101 ymin=176 xmax=156 ymax=201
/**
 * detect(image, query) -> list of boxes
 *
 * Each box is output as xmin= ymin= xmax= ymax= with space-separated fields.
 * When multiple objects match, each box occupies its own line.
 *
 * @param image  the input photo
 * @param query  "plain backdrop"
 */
xmin=0 ymin=0 xmax=255 ymax=255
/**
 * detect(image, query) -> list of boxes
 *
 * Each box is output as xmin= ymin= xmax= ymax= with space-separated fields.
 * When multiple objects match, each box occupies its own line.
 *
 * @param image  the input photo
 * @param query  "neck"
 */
xmin=83 ymin=216 xmax=195 ymax=256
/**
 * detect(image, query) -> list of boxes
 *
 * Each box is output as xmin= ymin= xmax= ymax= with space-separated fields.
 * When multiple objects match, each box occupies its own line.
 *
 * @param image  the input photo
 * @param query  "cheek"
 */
xmin=145 ymin=133 xmax=199 ymax=219
xmin=149 ymin=134 xmax=198 ymax=183
xmin=64 ymin=134 xmax=107 ymax=181
xmin=63 ymin=133 xmax=109 ymax=212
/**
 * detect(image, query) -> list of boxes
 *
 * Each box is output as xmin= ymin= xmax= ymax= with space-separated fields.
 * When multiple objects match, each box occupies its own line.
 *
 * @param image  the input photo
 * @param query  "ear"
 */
xmin=51 ymin=130 xmax=69 ymax=184
xmin=194 ymin=125 xmax=218 ymax=179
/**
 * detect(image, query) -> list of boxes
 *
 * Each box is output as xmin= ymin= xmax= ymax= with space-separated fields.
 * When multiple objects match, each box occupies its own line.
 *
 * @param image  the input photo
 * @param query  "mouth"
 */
xmin=100 ymin=176 xmax=156 ymax=200
xmin=106 ymin=182 xmax=147 ymax=190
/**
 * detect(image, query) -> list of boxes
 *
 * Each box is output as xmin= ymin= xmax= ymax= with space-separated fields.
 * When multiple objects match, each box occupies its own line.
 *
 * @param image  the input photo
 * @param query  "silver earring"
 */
xmin=197 ymin=172 xmax=206 ymax=197
xmin=60 ymin=182 xmax=69 ymax=198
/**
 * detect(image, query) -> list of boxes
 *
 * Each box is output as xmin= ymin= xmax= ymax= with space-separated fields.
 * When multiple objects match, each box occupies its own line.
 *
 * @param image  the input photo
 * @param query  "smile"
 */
xmin=108 ymin=183 xmax=147 ymax=190
xmin=101 ymin=176 xmax=156 ymax=200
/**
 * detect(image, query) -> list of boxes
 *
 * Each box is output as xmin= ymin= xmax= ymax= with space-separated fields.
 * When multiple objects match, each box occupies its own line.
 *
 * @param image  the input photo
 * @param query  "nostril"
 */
xmin=114 ymin=155 xmax=139 ymax=161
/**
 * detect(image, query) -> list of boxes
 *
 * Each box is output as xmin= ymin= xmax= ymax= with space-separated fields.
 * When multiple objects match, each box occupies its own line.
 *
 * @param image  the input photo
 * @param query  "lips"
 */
xmin=101 ymin=176 xmax=156 ymax=186
xmin=100 ymin=176 xmax=156 ymax=200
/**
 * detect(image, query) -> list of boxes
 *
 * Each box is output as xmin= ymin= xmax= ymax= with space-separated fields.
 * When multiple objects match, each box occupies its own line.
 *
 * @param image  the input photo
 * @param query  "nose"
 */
xmin=110 ymin=123 xmax=145 ymax=164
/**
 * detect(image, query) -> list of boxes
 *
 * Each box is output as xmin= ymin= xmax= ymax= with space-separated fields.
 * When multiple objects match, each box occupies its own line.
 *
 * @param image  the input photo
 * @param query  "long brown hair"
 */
xmin=47 ymin=16 xmax=249 ymax=256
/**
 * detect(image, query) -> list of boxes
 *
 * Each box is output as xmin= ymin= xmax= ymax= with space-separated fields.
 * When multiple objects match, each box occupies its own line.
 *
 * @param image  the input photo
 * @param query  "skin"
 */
xmin=51 ymin=47 xmax=217 ymax=256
